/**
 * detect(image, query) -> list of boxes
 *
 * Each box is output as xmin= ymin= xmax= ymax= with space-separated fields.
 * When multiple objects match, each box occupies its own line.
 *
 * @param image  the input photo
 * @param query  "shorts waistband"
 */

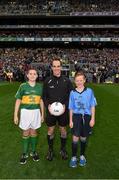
xmin=73 ymin=113 xmax=91 ymax=117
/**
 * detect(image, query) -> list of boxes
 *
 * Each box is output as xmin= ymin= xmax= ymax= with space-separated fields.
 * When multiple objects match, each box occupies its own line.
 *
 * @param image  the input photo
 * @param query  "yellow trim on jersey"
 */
xmin=21 ymin=95 xmax=41 ymax=104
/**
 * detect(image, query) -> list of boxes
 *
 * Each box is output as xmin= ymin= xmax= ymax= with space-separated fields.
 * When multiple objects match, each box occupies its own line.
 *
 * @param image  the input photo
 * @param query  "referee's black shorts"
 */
xmin=72 ymin=114 xmax=91 ymax=137
xmin=46 ymin=109 xmax=69 ymax=127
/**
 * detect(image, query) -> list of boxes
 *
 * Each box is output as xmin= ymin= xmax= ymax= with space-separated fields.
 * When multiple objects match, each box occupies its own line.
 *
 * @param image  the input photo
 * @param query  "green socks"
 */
xmin=22 ymin=136 xmax=30 ymax=154
xmin=22 ymin=135 xmax=38 ymax=154
xmin=30 ymin=136 xmax=38 ymax=152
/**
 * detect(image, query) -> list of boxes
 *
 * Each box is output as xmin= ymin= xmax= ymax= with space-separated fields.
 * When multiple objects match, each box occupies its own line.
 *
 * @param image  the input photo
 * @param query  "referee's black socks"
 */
xmin=60 ymin=135 xmax=67 ymax=151
xmin=47 ymin=135 xmax=54 ymax=151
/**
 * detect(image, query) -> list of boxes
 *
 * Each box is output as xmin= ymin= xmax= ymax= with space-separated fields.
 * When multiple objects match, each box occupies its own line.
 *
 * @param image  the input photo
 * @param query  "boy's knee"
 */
xmin=30 ymin=129 xmax=37 ymax=136
xmin=80 ymin=136 xmax=87 ymax=142
xmin=73 ymin=136 xmax=79 ymax=142
xmin=23 ymin=129 xmax=30 ymax=136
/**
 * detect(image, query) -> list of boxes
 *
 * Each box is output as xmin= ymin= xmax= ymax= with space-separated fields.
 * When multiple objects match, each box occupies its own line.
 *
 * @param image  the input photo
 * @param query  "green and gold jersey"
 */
xmin=15 ymin=82 xmax=43 ymax=109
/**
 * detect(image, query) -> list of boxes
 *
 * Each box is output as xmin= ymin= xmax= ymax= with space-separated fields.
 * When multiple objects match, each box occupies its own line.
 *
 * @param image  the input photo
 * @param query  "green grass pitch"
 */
xmin=0 ymin=82 xmax=119 ymax=179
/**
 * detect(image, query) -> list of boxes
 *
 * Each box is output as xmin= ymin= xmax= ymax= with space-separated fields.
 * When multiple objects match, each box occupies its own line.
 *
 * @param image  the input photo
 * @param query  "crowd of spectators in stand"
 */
xmin=0 ymin=0 xmax=119 ymax=15
xmin=0 ymin=0 xmax=47 ymax=15
xmin=70 ymin=0 xmax=119 ymax=13
xmin=0 ymin=30 xmax=119 ymax=38
xmin=0 ymin=48 xmax=119 ymax=83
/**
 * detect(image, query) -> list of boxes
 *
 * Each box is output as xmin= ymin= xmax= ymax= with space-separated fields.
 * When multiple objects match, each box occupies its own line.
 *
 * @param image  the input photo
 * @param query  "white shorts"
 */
xmin=19 ymin=109 xmax=41 ymax=130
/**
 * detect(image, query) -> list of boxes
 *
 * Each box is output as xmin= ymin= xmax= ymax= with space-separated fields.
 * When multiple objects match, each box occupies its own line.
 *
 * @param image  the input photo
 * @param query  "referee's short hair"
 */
xmin=51 ymin=58 xmax=62 ymax=67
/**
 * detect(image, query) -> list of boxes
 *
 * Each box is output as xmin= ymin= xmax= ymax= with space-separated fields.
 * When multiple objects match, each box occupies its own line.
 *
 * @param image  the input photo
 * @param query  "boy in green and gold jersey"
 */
xmin=14 ymin=68 xmax=44 ymax=164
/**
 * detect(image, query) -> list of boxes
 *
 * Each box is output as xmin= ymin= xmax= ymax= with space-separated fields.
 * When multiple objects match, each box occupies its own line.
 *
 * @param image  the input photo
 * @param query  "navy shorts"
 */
xmin=72 ymin=114 xmax=91 ymax=137
xmin=46 ymin=109 xmax=69 ymax=127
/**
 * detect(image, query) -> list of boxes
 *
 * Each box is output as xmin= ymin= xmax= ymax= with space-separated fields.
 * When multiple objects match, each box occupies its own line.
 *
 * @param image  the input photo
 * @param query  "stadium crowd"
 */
xmin=70 ymin=0 xmax=119 ymax=13
xmin=0 ymin=48 xmax=119 ymax=83
xmin=0 ymin=0 xmax=119 ymax=15
xmin=0 ymin=30 xmax=119 ymax=38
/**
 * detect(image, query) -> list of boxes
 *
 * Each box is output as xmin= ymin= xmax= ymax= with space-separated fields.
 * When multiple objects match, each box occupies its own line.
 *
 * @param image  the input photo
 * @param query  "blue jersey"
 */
xmin=68 ymin=87 xmax=97 ymax=115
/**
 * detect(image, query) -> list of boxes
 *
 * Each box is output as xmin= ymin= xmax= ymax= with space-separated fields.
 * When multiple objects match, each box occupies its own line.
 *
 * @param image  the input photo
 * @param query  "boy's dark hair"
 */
xmin=74 ymin=70 xmax=86 ymax=79
xmin=26 ymin=67 xmax=38 ymax=74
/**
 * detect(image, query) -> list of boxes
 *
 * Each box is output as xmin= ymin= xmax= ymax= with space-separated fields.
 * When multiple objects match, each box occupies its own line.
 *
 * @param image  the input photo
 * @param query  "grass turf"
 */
xmin=0 ymin=82 xmax=119 ymax=179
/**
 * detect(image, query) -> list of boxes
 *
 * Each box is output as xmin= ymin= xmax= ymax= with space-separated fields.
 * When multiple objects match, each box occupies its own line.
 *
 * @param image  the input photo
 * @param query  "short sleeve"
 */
xmin=68 ymin=91 xmax=75 ymax=110
xmin=90 ymin=89 xmax=97 ymax=107
xmin=15 ymin=85 xmax=23 ymax=99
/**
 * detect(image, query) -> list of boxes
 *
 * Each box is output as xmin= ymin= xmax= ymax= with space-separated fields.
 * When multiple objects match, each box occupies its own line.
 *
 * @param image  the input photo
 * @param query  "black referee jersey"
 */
xmin=43 ymin=75 xmax=73 ymax=108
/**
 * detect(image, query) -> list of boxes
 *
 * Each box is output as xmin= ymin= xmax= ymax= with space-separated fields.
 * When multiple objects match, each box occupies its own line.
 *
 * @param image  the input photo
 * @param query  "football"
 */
xmin=50 ymin=102 xmax=64 ymax=116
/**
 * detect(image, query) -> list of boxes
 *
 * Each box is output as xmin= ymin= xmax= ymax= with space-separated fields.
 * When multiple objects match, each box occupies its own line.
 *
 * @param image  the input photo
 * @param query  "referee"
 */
xmin=43 ymin=58 xmax=73 ymax=161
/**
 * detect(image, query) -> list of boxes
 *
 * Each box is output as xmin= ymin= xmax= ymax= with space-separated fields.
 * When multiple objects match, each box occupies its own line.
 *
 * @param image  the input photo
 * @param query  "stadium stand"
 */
xmin=0 ymin=0 xmax=119 ymax=15
xmin=0 ymin=0 xmax=118 ymax=84
xmin=0 ymin=48 xmax=119 ymax=83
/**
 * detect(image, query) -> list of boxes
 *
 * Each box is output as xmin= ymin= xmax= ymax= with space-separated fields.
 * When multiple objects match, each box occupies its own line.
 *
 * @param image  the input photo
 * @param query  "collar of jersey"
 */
xmin=53 ymin=75 xmax=61 ymax=79
xmin=27 ymin=82 xmax=36 ymax=88
xmin=74 ymin=87 xmax=87 ymax=94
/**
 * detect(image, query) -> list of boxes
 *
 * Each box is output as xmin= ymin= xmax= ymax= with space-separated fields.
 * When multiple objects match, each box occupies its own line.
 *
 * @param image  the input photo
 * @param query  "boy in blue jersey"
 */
xmin=69 ymin=71 xmax=97 ymax=168
xmin=14 ymin=68 xmax=44 ymax=164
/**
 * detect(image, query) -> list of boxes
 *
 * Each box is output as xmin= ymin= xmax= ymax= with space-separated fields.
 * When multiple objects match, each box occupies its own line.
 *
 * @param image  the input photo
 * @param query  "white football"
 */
xmin=50 ymin=102 xmax=64 ymax=116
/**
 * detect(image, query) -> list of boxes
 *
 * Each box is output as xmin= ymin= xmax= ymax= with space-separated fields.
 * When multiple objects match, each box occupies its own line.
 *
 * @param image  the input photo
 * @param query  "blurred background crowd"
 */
xmin=0 ymin=48 xmax=119 ymax=83
xmin=0 ymin=0 xmax=119 ymax=15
